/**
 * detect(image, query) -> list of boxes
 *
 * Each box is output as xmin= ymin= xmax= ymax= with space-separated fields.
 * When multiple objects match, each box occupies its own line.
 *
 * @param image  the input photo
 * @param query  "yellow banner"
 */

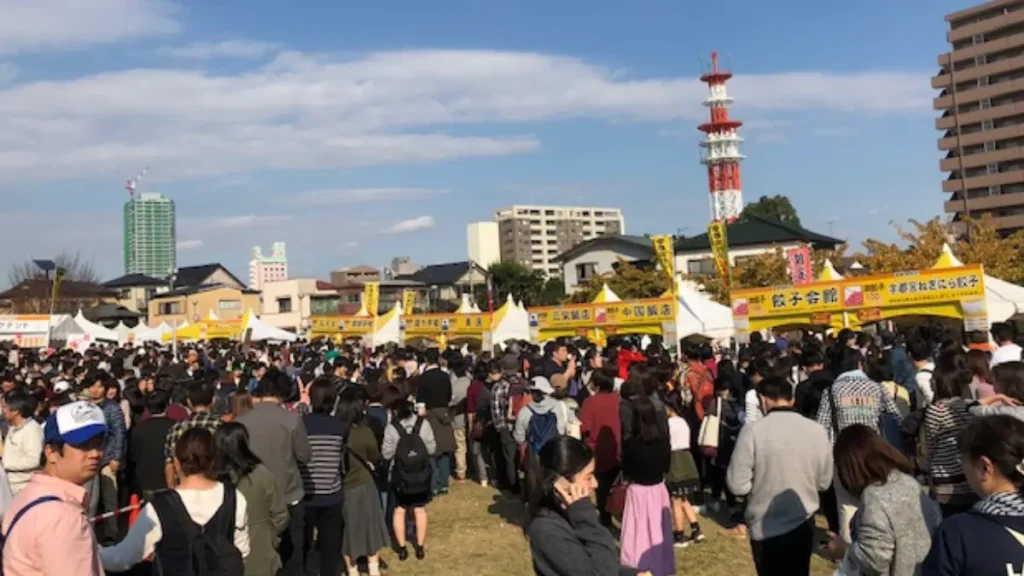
xmin=402 ymin=290 xmax=416 ymax=314
xmin=309 ymin=316 xmax=376 ymax=334
xmin=532 ymin=298 xmax=676 ymax=330
xmin=363 ymin=282 xmax=379 ymax=317
xmin=650 ymin=235 xmax=675 ymax=288
xmin=402 ymin=313 xmax=492 ymax=335
xmin=731 ymin=265 xmax=985 ymax=319
xmin=708 ymin=221 xmax=730 ymax=285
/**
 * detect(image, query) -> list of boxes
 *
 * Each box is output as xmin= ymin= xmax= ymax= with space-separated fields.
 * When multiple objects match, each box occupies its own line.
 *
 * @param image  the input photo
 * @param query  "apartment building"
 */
xmin=496 ymin=205 xmax=624 ymax=276
xmin=123 ymin=192 xmax=176 ymax=278
xmin=934 ymin=0 xmax=1024 ymax=233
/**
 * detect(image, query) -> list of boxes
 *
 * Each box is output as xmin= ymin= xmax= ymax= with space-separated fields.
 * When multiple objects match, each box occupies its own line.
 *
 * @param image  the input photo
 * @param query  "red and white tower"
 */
xmin=698 ymin=52 xmax=744 ymax=222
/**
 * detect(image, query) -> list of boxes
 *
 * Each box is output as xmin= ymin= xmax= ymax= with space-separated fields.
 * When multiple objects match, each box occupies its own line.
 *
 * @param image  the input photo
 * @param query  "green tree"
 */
xmin=739 ymin=195 xmax=801 ymax=226
xmin=539 ymin=277 xmax=567 ymax=305
xmin=570 ymin=260 xmax=671 ymax=303
xmin=485 ymin=261 xmax=547 ymax=306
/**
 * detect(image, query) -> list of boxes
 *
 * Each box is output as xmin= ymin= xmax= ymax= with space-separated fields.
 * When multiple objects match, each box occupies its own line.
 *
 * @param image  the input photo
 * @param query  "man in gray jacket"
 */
xmin=237 ymin=370 xmax=312 ymax=576
xmin=728 ymin=376 xmax=832 ymax=576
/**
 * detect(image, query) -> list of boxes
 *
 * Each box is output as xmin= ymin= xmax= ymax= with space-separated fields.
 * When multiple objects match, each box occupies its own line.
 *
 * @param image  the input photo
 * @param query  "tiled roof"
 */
xmin=175 ymin=264 xmax=245 ymax=289
xmin=102 ymin=273 xmax=166 ymax=288
xmin=674 ymin=214 xmax=842 ymax=251
xmin=552 ymin=234 xmax=654 ymax=263
xmin=397 ymin=261 xmax=484 ymax=286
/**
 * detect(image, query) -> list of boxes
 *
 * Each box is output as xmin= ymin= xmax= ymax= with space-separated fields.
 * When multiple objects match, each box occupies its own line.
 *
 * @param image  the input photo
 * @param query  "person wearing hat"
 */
xmin=2 ymin=401 xmax=107 ymax=575
xmin=513 ymin=376 xmax=573 ymax=447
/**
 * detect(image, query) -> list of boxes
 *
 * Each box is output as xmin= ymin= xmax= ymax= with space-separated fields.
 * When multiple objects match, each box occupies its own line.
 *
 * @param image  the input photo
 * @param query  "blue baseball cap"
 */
xmin=43 ymin=401 xmax=107 ymax=446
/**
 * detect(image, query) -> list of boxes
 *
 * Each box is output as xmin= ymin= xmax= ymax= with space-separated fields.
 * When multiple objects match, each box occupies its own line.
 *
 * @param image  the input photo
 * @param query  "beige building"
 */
xmin=329 ymin=265 xmax=380 ymax=287
xmin=496 ymin=204 xmax=624 ymax=276
xmin=259 ymin=278 xmax=341 ymax=332
xmin=149 ymin=285 xmax=261 ymax=324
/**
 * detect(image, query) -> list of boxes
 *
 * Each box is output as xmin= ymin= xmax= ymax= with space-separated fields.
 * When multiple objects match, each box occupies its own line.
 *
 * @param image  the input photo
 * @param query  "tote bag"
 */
xmin=697 ymin=397 xmax=721 ymax=457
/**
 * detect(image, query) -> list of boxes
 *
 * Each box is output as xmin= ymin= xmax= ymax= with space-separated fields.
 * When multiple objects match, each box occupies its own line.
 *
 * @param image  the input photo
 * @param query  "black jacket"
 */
xmin=922 ymin=504 xmax=1024 ymax=575
xmin=795 ymin=369 xmax=834 ymax=419
xmin=527 ymin=499 xmax=637 ymax=576
xmin=415 ymin=367 xmax=452 ymax=410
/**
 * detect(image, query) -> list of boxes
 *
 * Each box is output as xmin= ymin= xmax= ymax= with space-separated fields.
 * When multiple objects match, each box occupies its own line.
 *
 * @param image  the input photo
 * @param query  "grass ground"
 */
xmin=375 ymin=482 xmax=835 ymax=576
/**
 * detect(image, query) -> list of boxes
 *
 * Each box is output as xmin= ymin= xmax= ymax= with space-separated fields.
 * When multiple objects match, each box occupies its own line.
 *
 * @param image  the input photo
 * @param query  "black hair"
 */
xmin=907 ymin=339 xmax=932 ymax=362
xmin=214 ymin=422 xmax=262 ymax=484
xmin=756 ymin=376 xmax=793 ymax=402
xmin=994 ymin=362 xmax=1024 ymax=402
xmin=144 ymin=389 xmax=170 ymax=415
xmin=631 ymin=395 xmax=665 ymax=442
xmin=590 ymin=368 xmax=616 ymax=393
xmin=309 ymin=377 xmax=337 ymax=415
xmin=958 ymin=415 xmax=1024 ymax=490
xmin=335 ymin=387 xmax=365 ymax=427
xmin=424 ymin=348 xmax=440 ymax=365
xmin=864 ymin=350 xmax=893 ymax=383
xmin=186 ymin=380 xmax=216 ymax=408
xmin=801 ymin=349 xmax=825 ymax=369
xmin=748 ymin=358 xmax=775 ymax=380
xmin=4 ymin=389 xmax=34 ymax=419
xmin=524 ymin=436 xmax=594 ymax=531
xmin=991 ymin=322 xmax=1016 ymax=345
xmin=836 ymin=347 xmax=863 ymax=375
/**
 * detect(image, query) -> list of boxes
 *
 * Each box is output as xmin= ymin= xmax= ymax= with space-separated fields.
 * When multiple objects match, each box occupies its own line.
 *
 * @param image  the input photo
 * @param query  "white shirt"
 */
xmin=668 ymin=416 xmax=691 ymax=451
xmin=744 ymin=388 xmax=761 ymax=425
xmin=992 ymin=343 xmax=1024 ymax=368
xmin=915 ymin=362 xmax=936 ymax=407
xmin=100 ymin=483 xmax=250 ymax=572
xmin=2 ymin=418 xmax=43 ymax=494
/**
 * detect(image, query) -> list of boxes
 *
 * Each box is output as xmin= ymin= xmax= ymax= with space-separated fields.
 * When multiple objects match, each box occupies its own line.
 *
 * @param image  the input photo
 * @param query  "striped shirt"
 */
xmin=816 ymin=370 xmax=900 ymax=445
xmin=300 ymin=413 xmax=345 ymax=507
xmin=923 ymin=397 xmax=974 ymax=504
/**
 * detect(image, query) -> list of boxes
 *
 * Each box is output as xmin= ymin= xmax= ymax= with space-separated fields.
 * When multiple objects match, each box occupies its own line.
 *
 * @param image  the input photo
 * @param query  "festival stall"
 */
xmin=400 ymin=307 xmax=493 ymax=348
xmin=0 ymin=315 xmax=52 ymax=348
xmin=528 ymin=287 xmax=677 ymax=347
xmin=730 ymin=248 xmax=990 ymax=336
xmin=162 ymin=316 xmax=245 ymax=342
xmin=242 ymin=310 xmax=298 ymax=342
xmin=672 ymin=279 xmax=734 ymax=343
xmin=130 ymin=321 xmax=170 ymax=344
xmin=309 ymin=301 xmax=402 ymax=347
xmin=490 ymin=295 xmax=530 ymax=345
xmin=72 ymin=310 xmax=118 ymax=342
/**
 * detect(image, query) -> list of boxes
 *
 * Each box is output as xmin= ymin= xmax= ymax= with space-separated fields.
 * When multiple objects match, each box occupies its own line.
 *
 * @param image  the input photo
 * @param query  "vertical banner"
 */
xmin=650 ymin=235 xmax=676 ymax=292
xmin=402 ymin=289 xmax=416 ymax=315
xmin=785 ymin=246 xmax=812 ymax=285
xmin=49 ymin=266 xmax=66 ymax=314
xmin=707 ymin=221 xmax=731 ymax=289
xmin=363 ymin=282 xmax=380 ymax=317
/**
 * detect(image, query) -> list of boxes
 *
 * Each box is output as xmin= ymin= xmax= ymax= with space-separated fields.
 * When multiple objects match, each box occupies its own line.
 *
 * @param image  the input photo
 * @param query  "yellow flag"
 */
xmin=707 ymin=221 xmax=731 ymax=289
xmin=650 ymin=235 xmax=675 ymax=290
xmin=402 ymin=289 xmax=416 ymax=314
xmin=362 ymin=282 xmax=380 ymax=317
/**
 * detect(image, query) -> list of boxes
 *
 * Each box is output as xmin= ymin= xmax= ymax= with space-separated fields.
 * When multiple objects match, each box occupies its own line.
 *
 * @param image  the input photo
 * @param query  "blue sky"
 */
xmin=0 ymin=0 xmax=965 ymax=281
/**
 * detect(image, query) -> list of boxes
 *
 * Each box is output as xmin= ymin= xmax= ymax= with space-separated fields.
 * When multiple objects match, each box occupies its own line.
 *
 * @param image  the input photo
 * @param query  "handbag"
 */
xmin=559 ymin=402 xmax=582 ymax=440
xmin=697 ymin=397 xmax=721 ymax=457
xmin=605 ymin=474 xmax=629 ymax=521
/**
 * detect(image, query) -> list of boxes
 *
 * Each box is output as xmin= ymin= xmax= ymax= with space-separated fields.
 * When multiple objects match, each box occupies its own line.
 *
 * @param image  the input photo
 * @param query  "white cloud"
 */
xmin=175 ymin=239 xmax=203 ymax=250
xmin=293 ymin=187 xmax=445 ymax=205
xmin=181 ymin=215 xmax=290 ymax=230
xmin=384 ymin=216 xmax=435 ymax=234
xmin=0 ymin=48 xmax=931 ymax=183
xmin=0 ymin=0 xmax=179 ymax=54
xmin=160 ymin=40 xmax=281 ymax=60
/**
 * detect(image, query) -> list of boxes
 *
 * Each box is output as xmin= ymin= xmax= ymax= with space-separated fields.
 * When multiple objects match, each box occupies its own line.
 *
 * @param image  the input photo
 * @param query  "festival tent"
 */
xmin=673 ymin=279 xmax=734 ymax=342
xmin=491 ymin=294 xmax=530 ymax=343
xmin=129 ymin=322 xmax=169 ymax=344
xmin=931 ymin=244 xmax=1024 ymax=324
xmin=73 ymin=310 xmax=118 ymax=341
xmin=243 ymin=310 xmax=298 ymax=342
xmin=592 ymin=283 xmax=621 ymax=303
xmin=454 ymin=294 xmax=476 ymax=313
xmin=113 ymin=322 xmax=132 ymax=345
xmin=817 ymin=259 xmax=844 ymax=281
xmin=48 ymin=315 xmax=83 ymax=341
xmin=370 ymin=304 xmax=402 ymax=346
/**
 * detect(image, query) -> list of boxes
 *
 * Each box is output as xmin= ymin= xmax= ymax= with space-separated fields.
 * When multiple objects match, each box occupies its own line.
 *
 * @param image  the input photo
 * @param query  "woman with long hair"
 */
xmin=524 ymin=435 xmax=650 ymax=576
xmin=825 ymin=425 xmax=941 ymax=575
xmin=923 ymin=360 xmax=978 ymax=517
xmin=337 ymin=387 xmax=391 ymax=576
xmin=923 ymin=415 xmax=1024 ymax=574
xmin=619 ymin=395 xmax=675 ymax=576
xmin=967 ymin=349 xmax=995 ymax=400
xmin=215 ymin=422 xmax=289 ymax=576
xmin=100 ymin=428 xmax=250 ymax=573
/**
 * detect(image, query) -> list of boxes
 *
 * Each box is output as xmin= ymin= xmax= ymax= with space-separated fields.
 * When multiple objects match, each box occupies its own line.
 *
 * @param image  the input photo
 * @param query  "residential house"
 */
xmin=260 ymin=278 xmax=341 ymax=332
xmin=329 ymin=265 xmax=380 ymax=287
xmin=173 ymin=264 xmax=247 ymax=290
xmin=673 ymin=214 xmax=842 ymax=275
xmin=396 ymin=261 xmax=488 ymax=312
xmin=334 ymin=279 xmax=426 ymax=315
xmin=102 ymin=273 xmax=167 ymax=315
xmin=0 ymin=278 xmax=118 ymax=314
xmin=148 ymin=263 xmax=255 ymax=324
xmin=553 ymin=235 xmax=656 ymax=294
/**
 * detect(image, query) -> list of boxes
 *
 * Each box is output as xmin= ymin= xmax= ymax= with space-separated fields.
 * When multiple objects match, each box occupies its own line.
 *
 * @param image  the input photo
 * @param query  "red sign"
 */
xmin=786 ymin=246 xmax=812 ymax=286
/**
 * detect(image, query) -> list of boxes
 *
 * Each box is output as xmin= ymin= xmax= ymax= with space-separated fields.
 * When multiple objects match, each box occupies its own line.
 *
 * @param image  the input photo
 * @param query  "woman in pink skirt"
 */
xmin=620 ymin=394 xmax=675 ymax=576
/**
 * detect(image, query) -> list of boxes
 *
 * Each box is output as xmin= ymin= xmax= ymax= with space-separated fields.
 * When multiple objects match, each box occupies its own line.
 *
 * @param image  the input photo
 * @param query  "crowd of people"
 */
xmin=0 ymin=321 xmax=1019 ymax=575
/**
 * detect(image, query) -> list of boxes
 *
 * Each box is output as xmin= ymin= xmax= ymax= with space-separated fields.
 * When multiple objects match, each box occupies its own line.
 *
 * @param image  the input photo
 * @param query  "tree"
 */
xmin=539 ymin=277 xmax=567 ymax=305
xmin=739 ymin=195 xmax=801 ymax=226
xmin=7 ymin=251 xmax=100 ymax=288
xmin=697 ymin=249 xmax=791 ymax=304
xmin=570 ymin=259 xmax=671 ymax=303
xmin=856 ymin=216 xmax=1024 ymax=283
xmin=485 ymin=261 xmax=547 ymax=306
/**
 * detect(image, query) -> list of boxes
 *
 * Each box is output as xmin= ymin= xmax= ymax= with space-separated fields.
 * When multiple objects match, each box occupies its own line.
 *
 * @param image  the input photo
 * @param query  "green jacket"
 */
xmin=237 ymin=464 xmax=290 ymax=576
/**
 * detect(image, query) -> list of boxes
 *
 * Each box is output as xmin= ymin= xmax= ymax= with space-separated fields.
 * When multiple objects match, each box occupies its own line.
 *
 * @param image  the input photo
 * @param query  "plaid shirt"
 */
xmin=491 ymin=378 xmax=512 ymax=432
xmin=163 ymin=412 xmax=222 ymax=463
xmin=816 ymin=370 xmax=900 ymax=445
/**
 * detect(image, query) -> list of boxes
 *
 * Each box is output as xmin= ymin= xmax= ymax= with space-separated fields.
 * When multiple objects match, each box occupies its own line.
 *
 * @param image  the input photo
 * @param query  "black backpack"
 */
xmin=151 ymin=487 xmax=245 ymax=576
xmin=390 ymin=418 xmax=432 ymax=495
xmin=0 ymin=496 xmax=61 ymax=576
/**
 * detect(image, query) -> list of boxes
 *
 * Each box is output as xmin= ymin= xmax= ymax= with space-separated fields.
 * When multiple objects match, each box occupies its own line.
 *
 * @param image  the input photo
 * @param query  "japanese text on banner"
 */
xmin=403 ymin=314 xmax=491 ymax=334
xmin=650 ymin=235 xmax=675 ymax=288
xmin=363 ymin=282 xmax=379 ymax=317
xmin=533 ymin=298 xmax=675 ymax=330
xmin=402 ymin=290 xmax=416 ymax=314
xmin=708 ymin=221 xmax=730 ymax=289
xmin=785 ymin=246 xmax=812 ymax=286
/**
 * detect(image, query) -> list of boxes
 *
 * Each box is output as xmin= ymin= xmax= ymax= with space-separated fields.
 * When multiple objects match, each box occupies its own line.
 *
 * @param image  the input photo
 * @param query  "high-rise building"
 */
xmin=123 ymin=192 xmax=176 ymax=278
xmin=496 ymin=205 xmax=625 ymax=276
xmin=249 ymin=242 xmax=288 ymax=289
xmin=934 ymin=0 xmax=1024 ymax=234
xmin=466 ymin=222 xmax=500 ymax=269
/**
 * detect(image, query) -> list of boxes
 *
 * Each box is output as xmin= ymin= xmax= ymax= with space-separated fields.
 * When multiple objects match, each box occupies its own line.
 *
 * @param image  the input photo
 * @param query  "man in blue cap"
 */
xmin=2 ymin=400 xmax=107 ymax=575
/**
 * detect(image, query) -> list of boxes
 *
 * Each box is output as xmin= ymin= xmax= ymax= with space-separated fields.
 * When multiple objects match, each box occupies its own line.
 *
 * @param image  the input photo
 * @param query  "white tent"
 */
xmin=933 ymin=244 xmax=1024 ymax=324
xmin=491 ymin=294 xmax=530 ymax=344
xmin=49 ymin=315 xmax=84 ymax=341
xmin=243 ymin=310 xmax=298 ymax=342
xmin=113 ymin=322 xmax=133 ymax=345
xmin=73 ymin=310 xmax=118 ymax=341
xmin=370 ymin=304 xmax=402 ymax=347
xmin=674 ymin=279 xmax=734 ymax=342
xmin=129 ymin=322 xmax=168 ymax=344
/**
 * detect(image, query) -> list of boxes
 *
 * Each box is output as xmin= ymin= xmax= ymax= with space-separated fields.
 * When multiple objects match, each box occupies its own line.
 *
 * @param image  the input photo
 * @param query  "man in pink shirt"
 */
xmin=2 ymin=401 xmax=107 ymax=576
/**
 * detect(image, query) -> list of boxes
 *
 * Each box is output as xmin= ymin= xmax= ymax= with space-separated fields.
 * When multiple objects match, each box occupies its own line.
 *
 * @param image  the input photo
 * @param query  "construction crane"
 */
xmin=125 ymin=167 xmax=150 ymax=273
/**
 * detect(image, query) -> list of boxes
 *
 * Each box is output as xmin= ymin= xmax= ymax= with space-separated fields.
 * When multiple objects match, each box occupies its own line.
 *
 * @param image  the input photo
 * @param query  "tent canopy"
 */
xmin=244 ymin=310 xmax=298 ymax=342
xmin=932 ymin=244 xmax=1024 ymax=324
xmin=674 ymin=279 xmax=734 ymax=342
xmin=73 ymin=310 xmax=118 ymax=341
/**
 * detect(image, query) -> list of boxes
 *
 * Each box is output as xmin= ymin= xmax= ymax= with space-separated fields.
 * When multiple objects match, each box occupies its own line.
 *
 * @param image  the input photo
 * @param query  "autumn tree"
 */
xmin=739 ymin=195 xmax=801 ymax=226
xmin=570 ymin=259 xmax=671 ymax=303
xmin=697 ymin=248 xmax=791 ymax=304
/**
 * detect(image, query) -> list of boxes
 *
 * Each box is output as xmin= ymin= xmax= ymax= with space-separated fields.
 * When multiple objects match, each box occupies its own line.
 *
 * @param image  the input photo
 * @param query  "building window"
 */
xmin=218 ymin=299 xmax=242 ymax=311
xmin=575 ymin=262 xmax=598 ymax=282
xmin=346 ymin=293 xmax=361 ymax=304
xmin=277 ymin=297 xmax=293 ymax=313
xmin=686 ymin=258 xmax=716 ymax=276
xmin=158 ymin=301 xmax=181 ymax=315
